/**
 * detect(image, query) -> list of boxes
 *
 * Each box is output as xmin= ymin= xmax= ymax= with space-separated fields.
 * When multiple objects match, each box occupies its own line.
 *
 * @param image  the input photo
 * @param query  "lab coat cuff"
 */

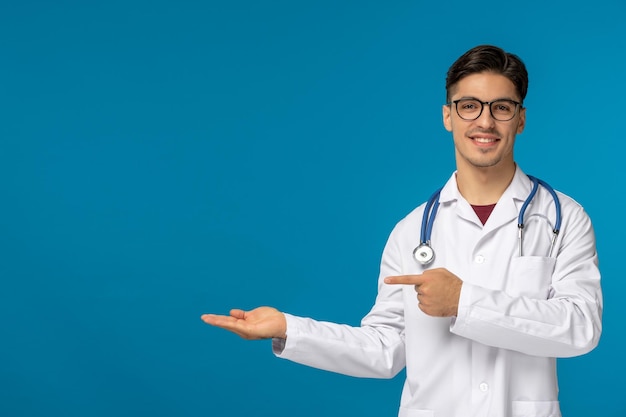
xmin=450 ymin=282 xmax=474 ymax=332
xmin=272 ymin=313 xmax=298 ymax=357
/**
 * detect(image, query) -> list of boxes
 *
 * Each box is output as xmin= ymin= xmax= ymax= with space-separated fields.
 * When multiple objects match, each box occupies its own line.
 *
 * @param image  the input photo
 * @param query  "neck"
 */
xmin=456 ymin=162 xmax=516 ymax=205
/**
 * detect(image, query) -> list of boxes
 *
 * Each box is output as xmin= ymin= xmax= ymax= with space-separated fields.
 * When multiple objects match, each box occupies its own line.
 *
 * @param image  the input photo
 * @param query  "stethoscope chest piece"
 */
xmin=413 ymin=243 xmax=434 ymax=265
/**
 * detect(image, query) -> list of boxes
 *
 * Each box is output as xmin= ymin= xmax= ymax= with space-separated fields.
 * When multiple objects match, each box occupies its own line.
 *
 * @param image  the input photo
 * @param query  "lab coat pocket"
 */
xmin=507 ymin=257 xmax=556 ymax=299
xmin=398 ymin=407 xmax=434 ymax=417
xmin=512 ymin=400 xmax=561 ymax=417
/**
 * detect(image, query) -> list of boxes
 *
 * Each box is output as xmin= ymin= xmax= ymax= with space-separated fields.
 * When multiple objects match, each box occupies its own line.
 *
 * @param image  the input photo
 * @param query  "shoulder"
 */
xmin=555 ymin=189 xmax=595 ymax=233
xmin=541 ymin=187 xmax=596 ymax=246
xmin=553 ymin=188 xmax=589 ymax=219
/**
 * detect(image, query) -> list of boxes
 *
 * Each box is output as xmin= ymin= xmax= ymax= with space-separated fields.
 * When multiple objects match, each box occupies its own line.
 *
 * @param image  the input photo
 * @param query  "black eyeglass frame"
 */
xmin=447 ymin=98 xmax=523 ymax=122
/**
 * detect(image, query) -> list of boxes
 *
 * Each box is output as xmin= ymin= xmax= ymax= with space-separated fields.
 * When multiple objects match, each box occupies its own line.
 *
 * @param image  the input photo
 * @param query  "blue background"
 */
xmin=1 ymin=1 xmax=624 ymax=416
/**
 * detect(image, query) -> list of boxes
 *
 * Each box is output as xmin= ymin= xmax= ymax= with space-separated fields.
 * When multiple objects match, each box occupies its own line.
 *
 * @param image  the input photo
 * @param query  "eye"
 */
xmin=492 ymin=100 xmax=515 ymax=113
xmin=459 ymin=99 xmax=480 ymax=110
xmin=495 ymin=103 xmax=511 ymax=112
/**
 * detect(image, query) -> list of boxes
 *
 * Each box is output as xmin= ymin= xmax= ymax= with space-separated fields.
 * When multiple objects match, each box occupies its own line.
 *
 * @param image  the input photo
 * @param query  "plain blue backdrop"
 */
xmin=1 ymin=1 xmax=624 ymax=416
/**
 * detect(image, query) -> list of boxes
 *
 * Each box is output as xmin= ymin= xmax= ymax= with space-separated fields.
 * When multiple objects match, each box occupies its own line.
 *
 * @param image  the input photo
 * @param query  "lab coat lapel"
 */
xmin=438 ymin=173 xmax=481 ymax=226
xmin=482 ymin=167 xmax=533 ymax=235
xmin=438 ymin=168 xmax=533 ymax=232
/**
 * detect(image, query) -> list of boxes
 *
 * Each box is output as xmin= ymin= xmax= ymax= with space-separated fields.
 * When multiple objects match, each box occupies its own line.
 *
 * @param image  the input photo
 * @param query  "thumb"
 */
xmin=230 ymin=309 xmax=246 ymax=319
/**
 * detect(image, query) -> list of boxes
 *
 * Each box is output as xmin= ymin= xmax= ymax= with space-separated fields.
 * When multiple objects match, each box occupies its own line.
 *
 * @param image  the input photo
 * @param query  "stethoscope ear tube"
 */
xmin=531 ymin=175 xmax=562 ymax=257
xmin=533 ymin=176 xmax=562 ymax=233
xmin=517 ymin=176 xmax=539 ymax=257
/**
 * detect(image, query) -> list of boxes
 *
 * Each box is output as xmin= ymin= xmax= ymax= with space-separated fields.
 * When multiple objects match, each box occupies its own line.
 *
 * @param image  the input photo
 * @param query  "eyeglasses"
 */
xmin=448 ymin=98 xmax=522 ymax=121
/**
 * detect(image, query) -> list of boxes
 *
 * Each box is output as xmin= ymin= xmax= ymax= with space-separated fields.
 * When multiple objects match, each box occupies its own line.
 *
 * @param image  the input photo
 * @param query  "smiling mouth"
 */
xmin=472 ymin=137 xmax=499 ymax=144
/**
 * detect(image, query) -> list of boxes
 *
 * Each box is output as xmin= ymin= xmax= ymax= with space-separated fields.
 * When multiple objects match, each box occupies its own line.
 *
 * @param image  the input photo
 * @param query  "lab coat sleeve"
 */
xmin=450 ymin=204 xmax=602 ymax=358
xmin=272 ymin=226 xmax=407 ymax=378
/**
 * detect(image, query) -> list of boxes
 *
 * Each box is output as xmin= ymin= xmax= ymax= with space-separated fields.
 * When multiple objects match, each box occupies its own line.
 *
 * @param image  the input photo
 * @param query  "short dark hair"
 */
xmin=445 ymin=45 xmax=528 ymax=104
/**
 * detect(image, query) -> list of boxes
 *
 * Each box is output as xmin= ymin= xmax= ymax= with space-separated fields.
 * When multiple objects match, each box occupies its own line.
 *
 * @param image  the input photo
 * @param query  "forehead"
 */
xmin=449 ymin=72 xmax=519 ymax=101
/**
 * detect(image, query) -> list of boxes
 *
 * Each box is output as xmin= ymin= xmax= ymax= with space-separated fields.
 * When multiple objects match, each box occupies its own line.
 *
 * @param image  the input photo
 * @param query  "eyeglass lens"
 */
xmin=455 ymin=99 xmax=518 ymax=121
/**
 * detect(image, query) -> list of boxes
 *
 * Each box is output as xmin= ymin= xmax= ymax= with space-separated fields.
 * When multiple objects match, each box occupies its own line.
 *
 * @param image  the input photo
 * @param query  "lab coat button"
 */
xmin=474 ymin=255 xmax=485 ymax=264
xmin=479 ymin=382 xmax=489 ymax=392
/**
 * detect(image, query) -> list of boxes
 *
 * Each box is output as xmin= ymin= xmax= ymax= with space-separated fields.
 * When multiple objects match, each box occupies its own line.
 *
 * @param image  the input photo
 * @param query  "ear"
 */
xmin=443 ymin=104 xmax=453 ymax=132
xmin=516 ymin=107 xmax=526 ymax=134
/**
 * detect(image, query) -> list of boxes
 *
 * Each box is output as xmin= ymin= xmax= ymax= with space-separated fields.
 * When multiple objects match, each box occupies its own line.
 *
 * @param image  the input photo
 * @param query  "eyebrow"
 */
xmin=454 ymin=96 xmax=519 ymax=102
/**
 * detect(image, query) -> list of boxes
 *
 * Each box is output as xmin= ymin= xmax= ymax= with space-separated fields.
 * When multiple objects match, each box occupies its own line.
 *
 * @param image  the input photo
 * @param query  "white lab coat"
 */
xmin=273 ymin=166 xmax=602 ymax=417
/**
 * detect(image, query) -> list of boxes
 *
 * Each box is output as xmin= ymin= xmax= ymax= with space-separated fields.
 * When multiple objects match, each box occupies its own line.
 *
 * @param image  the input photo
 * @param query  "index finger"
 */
xmin=384 ymin=275 xmax=425 ymax=285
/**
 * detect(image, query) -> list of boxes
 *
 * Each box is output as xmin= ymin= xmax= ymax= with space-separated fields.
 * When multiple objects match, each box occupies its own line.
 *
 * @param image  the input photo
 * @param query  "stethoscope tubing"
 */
xmin=415 ymin=175 xmax=562 ymax=265
xmin=520 ymin=175 xmax=561 ymax=257
xmin=419 ymin=187 xmax=443 ymax=247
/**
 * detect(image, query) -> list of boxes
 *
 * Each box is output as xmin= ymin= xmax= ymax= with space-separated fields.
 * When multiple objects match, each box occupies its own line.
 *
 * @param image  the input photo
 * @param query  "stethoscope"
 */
xmin=413 ymin=175 xmax=562 ymax=265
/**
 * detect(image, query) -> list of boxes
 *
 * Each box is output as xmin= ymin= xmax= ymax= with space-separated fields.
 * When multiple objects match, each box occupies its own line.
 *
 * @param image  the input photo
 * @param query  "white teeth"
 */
xmin=474 ymin=137 xmax=495 ymax=143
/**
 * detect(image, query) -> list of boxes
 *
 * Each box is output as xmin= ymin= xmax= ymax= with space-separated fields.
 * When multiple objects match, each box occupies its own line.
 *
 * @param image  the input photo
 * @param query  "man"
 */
xmin=201 ymin=45 xmax=602 ymax=417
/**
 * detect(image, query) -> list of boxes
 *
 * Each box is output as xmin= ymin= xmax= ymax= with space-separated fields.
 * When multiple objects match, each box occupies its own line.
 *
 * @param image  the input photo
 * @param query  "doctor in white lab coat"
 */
xmin=202 ymin=45 xmax=602 ymax=417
